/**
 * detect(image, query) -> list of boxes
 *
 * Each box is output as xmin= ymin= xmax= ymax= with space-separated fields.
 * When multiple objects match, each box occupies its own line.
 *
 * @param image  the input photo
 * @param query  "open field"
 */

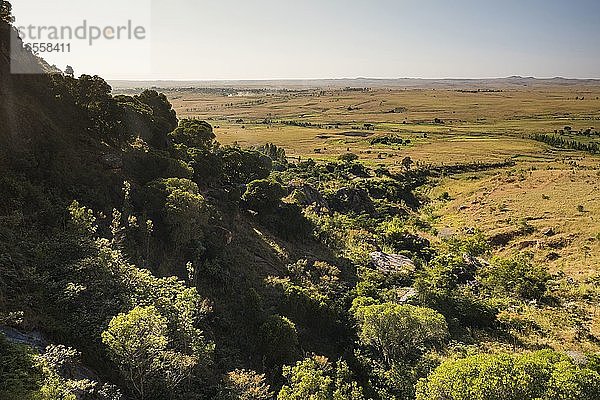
xmin=145 ymin=86 xmax=600 ymax=167
xmin=429 ymin=167 xmax=600 ymax=277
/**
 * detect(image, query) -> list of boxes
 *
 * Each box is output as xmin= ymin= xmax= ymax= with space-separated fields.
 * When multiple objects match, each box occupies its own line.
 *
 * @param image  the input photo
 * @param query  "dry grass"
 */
xmin=162 ymin=87 xmax=600 ymax=168
xmin=431 ymin=166 xmax=600 ymax=278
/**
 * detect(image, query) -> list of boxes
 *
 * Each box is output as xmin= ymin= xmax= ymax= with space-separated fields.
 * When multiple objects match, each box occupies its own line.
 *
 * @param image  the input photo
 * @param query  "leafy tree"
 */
xmin=258 ymin=315 xmax=300 ymax=369
xmin=222 ymin=369 xmax=273 ymax=400
xmin=141 ymin=177 xmax=210 ymax=260
xmin=135 ymin=90 xmax=178 ymax=148
xmin=353 ymin=302 xmax=448 ymax=365
xmin=71 ymin=74 xmax=112 ymax=111
xmin=416 ymin=350 xmax=600 ymax=400
xmin=65 ymin=65 xmax=74 ymax=78
xmin=169 ymin=119 xmax=216 ymax=150
xmin=242 ymin=179 xmax=286 ymax=213
xmin=478 ymin=254 xmax=550 ymax=301
xmin=101 ymin=306 xmax=170 ymax=400
xmin=162 ymin=178 xmax=209 ymax=245
xmin=124 ymin=145 xmax=193 ymax=185
xmin=278 ymin=356 xmax=365 ymax=400
xmin=0 ymin=1 xmax=14 ymax=23
xmin=219 ymin=147 xmax=272 ymax=185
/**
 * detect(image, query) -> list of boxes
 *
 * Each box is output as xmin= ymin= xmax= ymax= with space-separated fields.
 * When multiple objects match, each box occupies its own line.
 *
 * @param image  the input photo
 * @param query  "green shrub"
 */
xmin=258 ymin=315 xmax=300 ymax=369
xmin=124 ymin=146 xmax=193 ymax=185
xmin=338 ymin=153 xmax=359 ymax=163
xmin=242 ymin=179 xmax=286 ymax=213
xmin=102 ymin=306 xmax=200 ymax=400
xmin=0 ymin=334 xmax=42 ymax=399
xmin=353 ymin=302 xmax=448 ymax=364
xmin=478 ymin=254 xmax=550 ymax=301
xmin=416 ymin=350 xmax=600 ymax=400
xmin=222 ymin=369 xmax=273 ymax=400
xmin=278 ymin=356 xmax=364 ymax=400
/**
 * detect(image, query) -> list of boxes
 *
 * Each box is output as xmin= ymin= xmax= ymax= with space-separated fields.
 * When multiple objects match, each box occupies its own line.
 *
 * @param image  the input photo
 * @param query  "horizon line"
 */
xmin=105 ymin=75 xmax=600 ymax=82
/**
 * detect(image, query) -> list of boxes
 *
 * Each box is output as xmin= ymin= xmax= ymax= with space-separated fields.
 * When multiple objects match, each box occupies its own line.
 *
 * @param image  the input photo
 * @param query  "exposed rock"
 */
xmin=0 ymin=325 xmax=46 ymax=350
xmin=100 ymin=152 xmax=123 ymax=169
xmin=369 ymin=251 xmax=415 ymax=276
xmin=437 ymin=227 xmax=455 ymax=239
xmin=329 ymin=187 xmax=374 ymax=214
xmin=542 ymin=227 xmax=555 ymax=237
xmin=397 ymin=287 xmax=417 ymax=303
xmin=289 ymin=183 xmax=329 ymax=212
xmin=462 ymin=252 xmax=489 ymax=270
xmin=566 ymin=351 xmax=588 ymax=365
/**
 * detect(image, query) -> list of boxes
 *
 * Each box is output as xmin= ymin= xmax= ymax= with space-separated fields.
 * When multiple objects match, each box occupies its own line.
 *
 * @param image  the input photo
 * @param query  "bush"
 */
xmin=258 ymin=315 xmax=300 ymax=369
xmin=0 ymin=334 xmax=42 ymax=399
xmin=221 ymin=369 xmax=273 ymax=400
xmin=478 ymin=254 xmax=550 ymax=301
xmin=278 ymin=356 xmax=365 ymax=400
xmin=416 ymin=350 xmax=600 ymax=400
xmin=414 ymin=251 xmax=498 ymax=330
xmin=353 ymin=302 xmax=448 ymax=364
xmin=338 ymin=153 xmax=359 ymax=163
xmin=260 ymin=203 xmax=313 ymax=240
xmin=242 ymin=179 xmax=286 ymax=213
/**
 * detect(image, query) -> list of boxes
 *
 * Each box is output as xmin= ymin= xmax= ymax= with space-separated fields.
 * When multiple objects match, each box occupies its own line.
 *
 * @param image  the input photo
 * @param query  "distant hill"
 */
xmin=108 ymin=76 xmax=600 ymax=91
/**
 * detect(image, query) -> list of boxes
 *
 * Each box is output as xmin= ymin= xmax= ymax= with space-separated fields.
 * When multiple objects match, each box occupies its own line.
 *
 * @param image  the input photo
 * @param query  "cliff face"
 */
xmin=0 ymin=21 xmax=70 ymax=162
xmin=0 ymin=20 xmax=125 ymax=208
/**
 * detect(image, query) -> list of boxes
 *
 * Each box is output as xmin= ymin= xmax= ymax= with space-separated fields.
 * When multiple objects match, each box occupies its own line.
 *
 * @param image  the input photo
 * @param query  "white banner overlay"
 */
xmin=10 ymin=0 xmax=151 ymax=78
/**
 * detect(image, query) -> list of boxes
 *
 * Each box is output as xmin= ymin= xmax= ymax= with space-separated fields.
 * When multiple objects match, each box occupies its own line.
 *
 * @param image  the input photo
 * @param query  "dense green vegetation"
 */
xmin=1 ymin=6 xmax=599 ymax=399
xmin=531 ymin=133 xmax=600 ymax=154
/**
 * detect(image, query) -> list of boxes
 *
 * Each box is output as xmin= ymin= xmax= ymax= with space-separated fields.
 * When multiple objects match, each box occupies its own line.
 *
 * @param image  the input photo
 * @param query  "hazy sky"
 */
xmin=12 ymin=0 xmax=600 ymax=80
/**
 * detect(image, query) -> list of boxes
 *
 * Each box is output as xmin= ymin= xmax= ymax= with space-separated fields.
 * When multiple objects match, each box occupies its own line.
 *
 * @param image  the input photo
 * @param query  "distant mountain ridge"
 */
xmin=108 ymin=76 xmax=600 ymax=91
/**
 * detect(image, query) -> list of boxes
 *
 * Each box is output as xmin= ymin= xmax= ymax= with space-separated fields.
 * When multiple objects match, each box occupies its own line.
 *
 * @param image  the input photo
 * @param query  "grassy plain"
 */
xmin=161 ymin=87 xmax=600 ymax=165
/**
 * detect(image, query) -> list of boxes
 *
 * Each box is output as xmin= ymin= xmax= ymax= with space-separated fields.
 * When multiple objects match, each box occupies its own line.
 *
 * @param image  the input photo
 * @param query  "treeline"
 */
xmin=418 ymin=160 xmax=517 ymax=176
xmin=531 ymin=133 xmax=600 ymax=154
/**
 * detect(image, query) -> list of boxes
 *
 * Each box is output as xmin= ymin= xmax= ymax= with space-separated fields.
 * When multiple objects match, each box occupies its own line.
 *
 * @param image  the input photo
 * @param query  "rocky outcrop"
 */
xmin=0 ymin=325 xmax=46 ymax=350
xmin=290 ymin=183 xmax=329 ymax=212
xmin=329 ymin=187 xmax=374 ymax=214
xmin=369 ymin=251 xmax=416 ymax=276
